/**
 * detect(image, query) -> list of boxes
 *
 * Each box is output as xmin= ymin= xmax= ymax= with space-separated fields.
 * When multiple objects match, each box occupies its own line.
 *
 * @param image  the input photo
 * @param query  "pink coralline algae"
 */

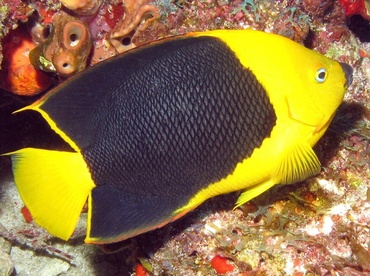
xmin=0 ymin=1 xmax=369 ymax=275
xmin=339 ymin=0 xmax=370 ymax=20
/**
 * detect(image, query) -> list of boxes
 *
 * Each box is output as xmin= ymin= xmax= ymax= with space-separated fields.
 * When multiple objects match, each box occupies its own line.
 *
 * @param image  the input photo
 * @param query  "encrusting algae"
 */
xmin=0 ymin=1 xmax=369 ymax=275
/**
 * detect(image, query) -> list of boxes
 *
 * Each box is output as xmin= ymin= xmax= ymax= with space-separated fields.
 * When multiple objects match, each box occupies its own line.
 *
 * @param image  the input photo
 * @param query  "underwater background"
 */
xmin=0 ymin=0 xmax=370 ymax=275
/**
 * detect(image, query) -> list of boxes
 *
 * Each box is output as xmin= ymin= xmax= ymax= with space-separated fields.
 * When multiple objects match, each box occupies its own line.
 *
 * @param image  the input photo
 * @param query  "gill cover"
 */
xmin=193 ymin=30 xmax=349 ymax=137
xmin=6 ymin=30 xmax=351 ymax=243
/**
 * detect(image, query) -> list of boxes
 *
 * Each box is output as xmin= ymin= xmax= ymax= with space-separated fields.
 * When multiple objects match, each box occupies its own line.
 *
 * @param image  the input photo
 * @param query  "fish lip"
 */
xmin=340 ymin=62 xmax=353 ymax=87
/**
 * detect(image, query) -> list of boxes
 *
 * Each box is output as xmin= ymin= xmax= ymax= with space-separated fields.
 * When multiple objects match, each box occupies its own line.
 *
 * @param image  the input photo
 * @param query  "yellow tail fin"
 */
xmin=5 ymin=148 xmax=95 ymax=240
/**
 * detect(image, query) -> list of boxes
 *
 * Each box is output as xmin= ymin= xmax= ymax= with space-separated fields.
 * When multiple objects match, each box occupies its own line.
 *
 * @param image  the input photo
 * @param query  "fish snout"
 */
xmin=340 ymin=62 xmax=353 ymax=87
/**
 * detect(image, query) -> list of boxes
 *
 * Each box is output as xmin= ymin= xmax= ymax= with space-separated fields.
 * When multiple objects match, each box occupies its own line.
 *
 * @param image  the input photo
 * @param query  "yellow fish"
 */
xmin=5 ymin=30 xmax=352 ymax=244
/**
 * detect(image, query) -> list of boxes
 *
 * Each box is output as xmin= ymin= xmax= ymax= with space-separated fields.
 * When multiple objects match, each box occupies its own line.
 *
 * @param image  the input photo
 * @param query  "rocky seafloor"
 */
xmin=0 ymin=0 xmax=370 ymax=275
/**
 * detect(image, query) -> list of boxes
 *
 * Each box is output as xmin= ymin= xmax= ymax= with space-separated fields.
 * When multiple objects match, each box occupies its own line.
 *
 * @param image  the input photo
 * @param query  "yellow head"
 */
xmin=193 ymin=30 xmax=352 ymax=146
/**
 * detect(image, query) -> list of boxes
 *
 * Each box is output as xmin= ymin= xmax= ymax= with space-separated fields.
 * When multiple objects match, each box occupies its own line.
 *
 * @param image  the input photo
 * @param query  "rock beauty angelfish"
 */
xmin=5 ymin=30 xmax=352 ymax=244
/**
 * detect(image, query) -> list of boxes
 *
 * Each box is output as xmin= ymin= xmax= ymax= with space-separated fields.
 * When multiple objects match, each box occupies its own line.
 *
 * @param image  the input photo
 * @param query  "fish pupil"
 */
xmin=315 ymin=68 xmax=327 ymax=83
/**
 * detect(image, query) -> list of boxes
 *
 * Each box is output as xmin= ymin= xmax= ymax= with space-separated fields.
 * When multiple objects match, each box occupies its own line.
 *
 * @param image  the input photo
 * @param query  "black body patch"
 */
xmin=41 ymin=36 xmax=276 ymax=239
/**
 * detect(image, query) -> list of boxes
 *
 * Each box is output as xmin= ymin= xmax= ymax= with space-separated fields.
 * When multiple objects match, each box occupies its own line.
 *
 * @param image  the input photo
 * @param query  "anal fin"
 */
xmin=4 ymin=148 xmax=95 ymax=240
xmin=86 ymin=185 xmax=183 ymax=244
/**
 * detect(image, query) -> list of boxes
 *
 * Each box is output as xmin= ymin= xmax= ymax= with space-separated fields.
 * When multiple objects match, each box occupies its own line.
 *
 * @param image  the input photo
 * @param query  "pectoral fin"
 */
xmin=273 ymin=140 xmax=321 ymax=185
xmin=235 ymin=140 xmax=320 ymax=208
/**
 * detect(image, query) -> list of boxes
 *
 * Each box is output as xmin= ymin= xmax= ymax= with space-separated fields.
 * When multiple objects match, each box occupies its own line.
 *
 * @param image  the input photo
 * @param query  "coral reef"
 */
xmin=109 ymin=0 xmax=160 ymax=53
xmin=0 ymin=27 xmax=53 ymax=95
xmin=29 ymin=11 xmax=92 ymax=77
xmin=339 ymin=0 xmax=370 ymax=20
xmin=61 ymin=0 xmax=101 ymax=16
xmin=0 ymin=0 xmax=369 ymax=275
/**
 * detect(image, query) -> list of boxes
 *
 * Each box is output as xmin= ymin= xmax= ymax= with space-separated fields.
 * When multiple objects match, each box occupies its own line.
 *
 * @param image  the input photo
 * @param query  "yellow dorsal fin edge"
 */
xmin=13 ymin=104 xmax=80 ymax=152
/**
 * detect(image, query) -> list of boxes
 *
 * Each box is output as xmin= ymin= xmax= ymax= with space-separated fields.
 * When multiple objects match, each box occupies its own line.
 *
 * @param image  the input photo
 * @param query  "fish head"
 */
xmin=281 ymin=50 xmax=352 ymax=144
xmin=217 ymin=30 xmax=352 ymax=144
xmin=197 ymin=31 xmax=352 ymax=142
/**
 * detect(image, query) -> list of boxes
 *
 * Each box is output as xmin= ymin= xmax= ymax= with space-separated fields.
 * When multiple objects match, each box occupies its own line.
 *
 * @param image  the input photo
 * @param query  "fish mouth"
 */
xmin=340 ymin=62 xmax=353 ymax=87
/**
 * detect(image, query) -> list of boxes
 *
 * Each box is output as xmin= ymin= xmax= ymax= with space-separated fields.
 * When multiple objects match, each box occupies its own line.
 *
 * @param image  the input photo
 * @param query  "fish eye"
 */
xmin=315 ymin=68 xmax=327 ymax=83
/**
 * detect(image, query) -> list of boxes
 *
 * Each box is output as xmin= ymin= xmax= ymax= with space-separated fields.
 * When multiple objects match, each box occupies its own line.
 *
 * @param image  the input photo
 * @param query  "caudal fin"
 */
xmin=5 ymin=148 xmax=95 ymax=240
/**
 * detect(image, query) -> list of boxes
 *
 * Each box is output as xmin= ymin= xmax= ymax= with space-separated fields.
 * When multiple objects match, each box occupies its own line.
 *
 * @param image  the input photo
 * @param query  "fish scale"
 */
xmin=5 ymin=30 xmax=351 ymax=243
xmin=83 ymin=42 xmax=273 ymax=196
